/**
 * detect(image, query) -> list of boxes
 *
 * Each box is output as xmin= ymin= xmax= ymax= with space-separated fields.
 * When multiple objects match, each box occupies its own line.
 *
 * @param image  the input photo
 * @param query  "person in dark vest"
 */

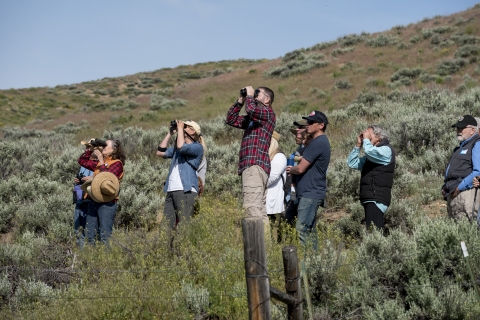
xmin=442 ymin=115 xmax=480 ymax=221
xmin=347 ymin=125 xmax=395 ymax=229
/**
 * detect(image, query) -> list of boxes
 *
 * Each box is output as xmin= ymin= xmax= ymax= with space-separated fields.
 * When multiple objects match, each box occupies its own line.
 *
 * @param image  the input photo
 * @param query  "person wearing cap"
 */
xmin=226 ymin=86 xmax=276 ymax=223
xmin=266 ymin=131 xmax=287 ymax=239
xmin=286 ymin=111 xmax=330 ymax=248
xmin=347 ymin=125 xmax=396 ymax=230
xmin=289 ymin=119 xmax=308 ymax=161
xmin=443 ymin=115 xmax=480 ymax=221
xmin=78 ymin=139 xmax=126 ymax=245
xmin=157 ymin=120 xmax=206 ymax=229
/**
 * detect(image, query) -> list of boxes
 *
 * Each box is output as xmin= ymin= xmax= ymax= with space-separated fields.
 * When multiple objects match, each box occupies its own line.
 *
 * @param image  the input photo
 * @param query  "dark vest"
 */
xmin=444 ymin=134 xmax=480 ymax=194
xmin=359 ymin=139 xmax=396 ymax=206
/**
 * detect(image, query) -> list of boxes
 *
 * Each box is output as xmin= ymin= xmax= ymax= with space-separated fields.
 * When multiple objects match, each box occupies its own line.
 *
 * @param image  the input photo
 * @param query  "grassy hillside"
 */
xmin=2 ymin=5 xmax=480 ymax=138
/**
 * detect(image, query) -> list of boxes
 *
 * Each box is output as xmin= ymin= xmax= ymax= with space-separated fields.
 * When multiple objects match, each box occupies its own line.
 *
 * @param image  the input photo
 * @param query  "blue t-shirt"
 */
xmin=295 ymin=134 xmax=330 ymax=200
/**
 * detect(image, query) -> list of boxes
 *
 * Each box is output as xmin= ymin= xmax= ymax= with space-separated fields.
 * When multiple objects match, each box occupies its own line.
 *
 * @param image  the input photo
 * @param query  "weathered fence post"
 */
xmin=282 ymin=246 xmax=303 ymax=319
xmin=242 ymin=218 xmax=271 ymax=320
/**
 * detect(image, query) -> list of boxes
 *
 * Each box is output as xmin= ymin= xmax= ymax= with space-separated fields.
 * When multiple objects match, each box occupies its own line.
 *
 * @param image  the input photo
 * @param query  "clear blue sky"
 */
xmin=0 ymin=0 xmax=478 ymax=89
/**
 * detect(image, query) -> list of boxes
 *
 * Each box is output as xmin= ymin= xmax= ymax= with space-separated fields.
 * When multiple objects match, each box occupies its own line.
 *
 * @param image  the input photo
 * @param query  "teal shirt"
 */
xmin=347 ymin=139 xmax=392 ymax=213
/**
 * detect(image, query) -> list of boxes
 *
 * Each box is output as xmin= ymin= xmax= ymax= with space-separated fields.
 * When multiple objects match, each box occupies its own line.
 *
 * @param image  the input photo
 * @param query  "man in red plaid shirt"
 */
xmin=226 ymin=86 xmax=276 ymax=222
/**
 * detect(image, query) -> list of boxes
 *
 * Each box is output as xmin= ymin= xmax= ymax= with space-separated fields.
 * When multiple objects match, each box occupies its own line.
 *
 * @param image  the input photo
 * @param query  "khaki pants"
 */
xmin=447 ymin=188 xmax=480 ymax=221
xmin=242 ymin=165 xmax=268 ymax=223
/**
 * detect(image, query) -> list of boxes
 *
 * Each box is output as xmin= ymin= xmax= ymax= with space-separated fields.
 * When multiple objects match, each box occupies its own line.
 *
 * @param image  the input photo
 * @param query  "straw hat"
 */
xmin=80 ymin=138 xmax=95 ymax=147
xmin=81 ymin=172 xmax=119 ymax=203
xmin=184 ymin=120 xmax=201 ymax=135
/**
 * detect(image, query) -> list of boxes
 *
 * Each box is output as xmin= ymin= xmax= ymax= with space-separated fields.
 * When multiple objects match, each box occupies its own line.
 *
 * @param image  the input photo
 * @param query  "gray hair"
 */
xmin=368 ymin=125 xmax=389 ymax=141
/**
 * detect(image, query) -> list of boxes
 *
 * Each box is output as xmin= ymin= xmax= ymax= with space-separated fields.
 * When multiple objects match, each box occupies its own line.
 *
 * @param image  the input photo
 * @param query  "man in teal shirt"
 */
xmin=347 ymin=125 xmax=395 ymax=229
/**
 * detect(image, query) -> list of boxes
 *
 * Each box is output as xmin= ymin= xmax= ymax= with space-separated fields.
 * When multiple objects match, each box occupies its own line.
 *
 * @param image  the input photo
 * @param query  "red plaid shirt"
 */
xmin=78 ymin=150 xmax=124 ymax=179
xmin=226 ymin=97 xmax=276 ymax=175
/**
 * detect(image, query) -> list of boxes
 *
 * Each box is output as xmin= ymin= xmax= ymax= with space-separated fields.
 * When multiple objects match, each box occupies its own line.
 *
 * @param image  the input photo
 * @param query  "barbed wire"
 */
xmin=17 ymin=291 xmax=247 ymax=301
xmin=319 ymin=280 xmax=478 ymax=295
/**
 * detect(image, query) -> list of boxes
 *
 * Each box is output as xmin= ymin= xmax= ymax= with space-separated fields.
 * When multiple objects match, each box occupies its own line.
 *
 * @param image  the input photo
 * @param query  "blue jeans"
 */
xmin=74 ymin=201 xmax=89 ymax=247
xmin=286 ymin=197 xmax=324 ymax=249
xmin=85 ymin=200 xmax=117 ymax=246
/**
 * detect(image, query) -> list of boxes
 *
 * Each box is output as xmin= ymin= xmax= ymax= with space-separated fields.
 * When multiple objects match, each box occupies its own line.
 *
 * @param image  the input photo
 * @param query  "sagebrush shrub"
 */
xmin=150 ymin=92 xmax=187 ymax=111
xmin=337 ymin=33 xmax=366 ymax=47
xmin=365 ymin=34 xmax=399 ymax=47
xmin=436 ymin=58 xmax=467 ymax=75
xmin=454 ymin=44 xmax=480 ymax=58
xmin=331 ymin=46 xmax=355 ymax=57
xmin=335 ymin=80 xmax=352 ymax=90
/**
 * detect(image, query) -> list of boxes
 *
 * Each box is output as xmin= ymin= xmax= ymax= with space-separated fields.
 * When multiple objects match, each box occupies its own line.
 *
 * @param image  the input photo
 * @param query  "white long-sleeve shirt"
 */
xmin=266 ymin=153 xmax=287 ymax=215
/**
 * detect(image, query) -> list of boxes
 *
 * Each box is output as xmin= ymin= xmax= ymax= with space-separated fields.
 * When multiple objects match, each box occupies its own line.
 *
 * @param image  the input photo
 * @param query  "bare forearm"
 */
xmin=156 ymin=133 xmax=171 ymax=157
xmin=176 ymin=129 xmax=185 ymax=149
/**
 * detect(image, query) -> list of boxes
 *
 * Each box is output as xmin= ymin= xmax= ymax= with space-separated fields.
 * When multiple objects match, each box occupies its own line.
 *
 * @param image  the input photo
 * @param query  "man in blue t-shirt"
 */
xmin=286 ymin=111 xmax=330 ymax=248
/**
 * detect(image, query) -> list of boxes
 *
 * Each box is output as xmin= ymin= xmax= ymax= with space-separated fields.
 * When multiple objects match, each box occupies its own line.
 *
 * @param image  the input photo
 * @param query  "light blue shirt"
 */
xmin=347 ymin=139 xmax=392 ymax=213
xmin=79 ymin=166 xmax=93 ymax=177
xmin=445 ymin=133 xmax=480 ymax=191
xmin=163 ymin=142 xmax=204 ymax=193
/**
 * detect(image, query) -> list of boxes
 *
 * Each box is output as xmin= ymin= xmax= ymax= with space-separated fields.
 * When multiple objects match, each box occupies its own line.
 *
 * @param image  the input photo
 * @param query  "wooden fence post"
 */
xmin=242 ymin=218 xmax=271 ymax=320
xmin=282 ymin=246 xmax=303 ymax=319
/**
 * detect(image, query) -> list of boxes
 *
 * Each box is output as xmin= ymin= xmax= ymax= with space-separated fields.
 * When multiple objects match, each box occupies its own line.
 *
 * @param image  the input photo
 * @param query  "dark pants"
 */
xmin=164 ymin=191 xmax=197 ymax=229
xmin=74 ymin=201 xmax=89 ymax=247
xmin=85 ymin=200 xmax=117 ymax=246
xmin=363 ymin=202 xmax=384 ymax=229
xmin=268 ymin=213 xmax=284 ymax=242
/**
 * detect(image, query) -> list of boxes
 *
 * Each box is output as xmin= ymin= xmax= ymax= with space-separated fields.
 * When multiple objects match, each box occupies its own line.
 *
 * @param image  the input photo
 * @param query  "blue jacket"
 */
xmin=163 ymin=142 xmax=203 ymax=193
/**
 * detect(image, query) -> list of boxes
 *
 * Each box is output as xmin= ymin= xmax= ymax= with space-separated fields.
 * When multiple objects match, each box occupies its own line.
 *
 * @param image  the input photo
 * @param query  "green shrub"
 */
xmin=355 ymin=92 xmax=383 ymax=105
xmin=150 ymin=93 xmax=187 ymax=111
xmin=436 ymin=58 xmax=467 ymax=75
xmin=283 ymin=49 xmax=306 ymax=62
xmin=419 ymin=73 xmax=437 ymax=83
xmin=335 ymin=80 xmax=352 ymax=90
xmin=454 ymin=17 xmax=473 ymax=26
xmin=264 ymin=52 xmax=330 ymax=78
xmin=451 ymin=33 xmax=479 ymax=45
xmin=422 ymin=26 xmax=453 ymax=39
xmin=308 ymin=40 xmax=338 ymax=51
xmin=454 ymin=44 xmax=480 ymax=58
xmin=331 ymin=46 xmax=355 ymax=57
xmin=409 ymin=35 xmax=421 ymax=43
xmin=366 ymin=78 xmax=386 ymax=87
xmin=337 ymin=33 xmax=366 ymax=47
xmin=365 ymin=34 xmax=399 ymax=47
xmin=390 ymin=68 xmax=423 ymax=83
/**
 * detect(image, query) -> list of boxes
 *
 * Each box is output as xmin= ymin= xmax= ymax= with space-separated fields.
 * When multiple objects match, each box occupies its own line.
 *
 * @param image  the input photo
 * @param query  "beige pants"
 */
xmin=242 ymin=165 xmax=268 ymax=223
xmin=447 ymin=188 xmax=480 ymax=221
